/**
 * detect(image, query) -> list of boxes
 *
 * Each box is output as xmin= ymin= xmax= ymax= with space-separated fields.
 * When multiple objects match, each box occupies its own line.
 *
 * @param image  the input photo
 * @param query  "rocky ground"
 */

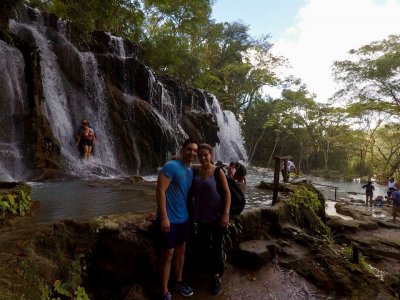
xmin=0 ymin=180 xmax=399 ymax=300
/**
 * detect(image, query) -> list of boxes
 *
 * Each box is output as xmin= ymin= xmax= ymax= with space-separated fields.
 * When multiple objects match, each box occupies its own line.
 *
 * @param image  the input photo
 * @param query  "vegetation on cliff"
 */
xmin=24 ymin=0 xmax=281 ymax=116
xmin=0 ymin=183 xmax=32 ymax=224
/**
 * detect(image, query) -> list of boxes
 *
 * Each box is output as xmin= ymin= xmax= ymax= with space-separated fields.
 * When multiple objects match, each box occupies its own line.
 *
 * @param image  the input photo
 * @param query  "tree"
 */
xmin=333 ymin=35 xmax=400 ymax=115
xmin=26 ymin=0 xmax=144 ymax=46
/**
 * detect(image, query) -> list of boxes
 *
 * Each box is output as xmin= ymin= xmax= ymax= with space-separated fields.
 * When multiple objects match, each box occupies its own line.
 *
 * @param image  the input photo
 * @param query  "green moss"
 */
xmin=341 ymin=246 xmax=375 ymax=275
xmin=286 ymin=186 xmax=330 ymax=236
xmin=288 ymin=185 xmax=322 ymax=212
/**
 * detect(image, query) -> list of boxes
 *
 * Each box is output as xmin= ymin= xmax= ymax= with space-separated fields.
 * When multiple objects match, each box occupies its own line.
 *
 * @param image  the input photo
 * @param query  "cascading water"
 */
xmin=146 ymin=66 xmax=186 ymax=152
xmin=9 ymin=13 xmax=121 ymax=178
xmin=1 ymin=6 xmax=248 ymax=181
xmin=204 ymin=95 xmax=248 ymax=163
xmin=0 ymin=40 xmax=29 ymax=181
xmin=78 ymin=52 xmax=119 ymax=174
xmin=107 ymin=33 xmax=126 ymax=58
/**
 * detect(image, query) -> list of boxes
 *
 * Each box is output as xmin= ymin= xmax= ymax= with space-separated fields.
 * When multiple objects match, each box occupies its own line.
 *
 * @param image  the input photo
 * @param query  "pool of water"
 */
xmin=29 ymin=167 xmax=383 ymax=224
xmin=30 ymin=180 xmax=157 ymax=223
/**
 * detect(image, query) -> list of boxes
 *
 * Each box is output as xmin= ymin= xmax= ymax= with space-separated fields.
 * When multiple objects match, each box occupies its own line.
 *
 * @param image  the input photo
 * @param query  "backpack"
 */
xmin=214 ymin=167 xmax=246 ymax=215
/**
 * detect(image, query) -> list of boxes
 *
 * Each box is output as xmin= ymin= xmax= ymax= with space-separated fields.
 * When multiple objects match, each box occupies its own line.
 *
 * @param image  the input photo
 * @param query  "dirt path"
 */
xmin=181 ymin=264 xmax=325 ymax=300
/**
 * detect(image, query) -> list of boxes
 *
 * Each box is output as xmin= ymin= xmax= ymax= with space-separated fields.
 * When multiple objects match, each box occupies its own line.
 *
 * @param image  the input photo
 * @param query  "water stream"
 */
xmin=3 ymin=8 xmax=248 ymax=182
xmin=29 ymin=167 xmax=377 ymax=224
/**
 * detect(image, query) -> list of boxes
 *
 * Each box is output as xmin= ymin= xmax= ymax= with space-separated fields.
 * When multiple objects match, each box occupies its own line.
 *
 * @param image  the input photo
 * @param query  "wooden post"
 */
xmin=267 ymin=243 xmax=276 ymax=259
xmin=351 ymin=243 xmax=359 ymax=264
xmin=334 ymin=187 xmax=338 ymax=201
xmin=273 ymin=157 xmax=281 ymax=205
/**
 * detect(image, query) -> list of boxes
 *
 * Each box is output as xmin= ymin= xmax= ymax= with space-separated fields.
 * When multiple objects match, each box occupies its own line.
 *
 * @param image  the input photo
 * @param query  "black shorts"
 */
xmin=157 ymin=220 xmax=190 ymax=249
xmin=81 ymin=138 xmax=93 ymax=146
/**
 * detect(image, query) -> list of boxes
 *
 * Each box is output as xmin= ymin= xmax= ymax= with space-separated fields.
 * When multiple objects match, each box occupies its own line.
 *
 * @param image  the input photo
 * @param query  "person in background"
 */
xmin=233 ymin=162 xmax=247 ymax=185
xmin=75 ymin=120 xmax=96 ymax=160
xmin=190 ymin=143 xmax=231 ymax=295
xmin=362 ymin=180 xmax=375 ymax=207
xmin=391 ymin=189 xmax=400 ymax=223
xmin=387 ymin=177 xmax=397 ymax=204
xmin=374 ymin=195 xmax=384 ymax=207
xmin=75 ymin=119 xmax=96 ymax=158
xmin=227 ymin=162 xmax=236 ymax=178
xmin=281 ymin=160 xmax=296 ymax=179
xmin=215 ymin=161 xmax=226 ymax=174
xmin=156 ymin=139 xmax=198 ymax=300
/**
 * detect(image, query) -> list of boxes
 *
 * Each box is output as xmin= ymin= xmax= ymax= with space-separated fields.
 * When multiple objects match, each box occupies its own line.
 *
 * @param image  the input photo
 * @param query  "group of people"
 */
xmin=218 ymin=161 xmax=247 ymax=185
xmin=361 ymin=177 xmax=400 ymax=223
xmin=156 ymin=139 xmax=245 ymax=300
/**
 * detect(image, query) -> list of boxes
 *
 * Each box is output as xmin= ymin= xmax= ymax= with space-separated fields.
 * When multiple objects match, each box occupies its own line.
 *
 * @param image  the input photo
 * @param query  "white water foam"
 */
xmin=204 ymin=95 xmax=248 ymax=163
xmin=0 ymin=39 xmax=29 ymax=180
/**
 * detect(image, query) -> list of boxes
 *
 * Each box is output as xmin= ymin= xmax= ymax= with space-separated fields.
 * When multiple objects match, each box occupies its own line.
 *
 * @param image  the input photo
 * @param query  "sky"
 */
xmin=212 ymin=0 xmax=400 ymax=102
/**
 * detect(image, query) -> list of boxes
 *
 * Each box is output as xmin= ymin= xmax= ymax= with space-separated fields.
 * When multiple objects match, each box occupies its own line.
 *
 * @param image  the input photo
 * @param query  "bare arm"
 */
xmin=156 ymin=173 xmax=172 ymax=233
xmin=76 ymin=132 xmax=81 ymax=146
xmin=91 ymin=129 xmax=96 ymax=143
xmin=219 ymin=169 xmax=231 ymax=227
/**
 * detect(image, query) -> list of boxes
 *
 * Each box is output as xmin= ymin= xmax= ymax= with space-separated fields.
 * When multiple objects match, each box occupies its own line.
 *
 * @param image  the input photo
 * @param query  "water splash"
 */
xmin=0 ymin=40 xmax=30 ymax=181
xmin=107 ymin=33 xmax=126 ymax=58
xmin=204 ymin=95 xmax=248 ymax=163
xmin=10 ymin=19 xmax=121 ymax=178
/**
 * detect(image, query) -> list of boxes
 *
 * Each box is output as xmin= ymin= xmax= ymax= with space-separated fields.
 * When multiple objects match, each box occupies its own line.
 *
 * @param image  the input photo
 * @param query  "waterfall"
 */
xmin=1 ymin=6 xmax=248 ymax=181
xmin=107 ymin=33 xmax=126 ymax=58
xmin=204 ymin=95 xmax=248 ymax=163
xmin=10 ymin=17 xmax=121 ymax=178
xmin=0 ymin=40 xmax=29 ymax=181
xmin=78 ymin=52 xmax=119 ymax=173
xmin=147 ymin=66 xmax=186 ymax=151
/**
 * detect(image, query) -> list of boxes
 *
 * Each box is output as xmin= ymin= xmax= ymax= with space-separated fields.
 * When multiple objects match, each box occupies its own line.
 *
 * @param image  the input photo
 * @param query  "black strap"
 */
xmin=214 ymin=167 xmax=224 ymax=197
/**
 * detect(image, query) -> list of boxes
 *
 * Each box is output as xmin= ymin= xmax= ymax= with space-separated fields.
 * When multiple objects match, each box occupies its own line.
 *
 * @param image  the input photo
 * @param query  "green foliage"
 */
xmin=341 ymin=246 xmax=374 ymax=275
xmin=53 ymin=280 xmax=72 ymax=298
xmin=24 ymin=0 xmax=281 ymax=114
xmin=288 ymin=186 xmax=321 ymax=213
xmin=39 ymin=279 xmax=89 ymax=300
xmin=75 ymin=287 xmax=90 ymax=300
xmin=223 ymin=218 xmax=243 ymax=250
xmin=0 ymin=189 xmax=31 ymax=223
xmin=286 ymin=185 xmax=328 ymax=236
xmin=26 ymin=0 xmax=144 ymax=47
xmin=333 ymin=34 xmax=400 ymax=111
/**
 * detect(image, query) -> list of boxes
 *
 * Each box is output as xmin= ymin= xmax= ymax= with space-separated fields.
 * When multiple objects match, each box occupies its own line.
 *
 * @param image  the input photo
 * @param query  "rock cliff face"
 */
xmin=0 ymin=6 xmax=246 ymax=181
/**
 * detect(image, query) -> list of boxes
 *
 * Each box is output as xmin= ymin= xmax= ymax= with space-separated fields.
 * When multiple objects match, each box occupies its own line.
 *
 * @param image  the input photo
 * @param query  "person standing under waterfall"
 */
xmin=75 ymin=120 xmax=96 ymax=160
xmin=156 ymin=139 xmax=198 ymax=300
xmin=189 ymin=143 xmax=231 ymax=295
xmin=75 ymin=119 xmax=96 ymax=159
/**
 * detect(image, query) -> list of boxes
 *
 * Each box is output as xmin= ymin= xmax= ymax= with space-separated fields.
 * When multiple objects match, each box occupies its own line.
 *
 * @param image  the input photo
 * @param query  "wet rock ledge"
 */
xmin=0 ymin=181 xmax=399 ymax=299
